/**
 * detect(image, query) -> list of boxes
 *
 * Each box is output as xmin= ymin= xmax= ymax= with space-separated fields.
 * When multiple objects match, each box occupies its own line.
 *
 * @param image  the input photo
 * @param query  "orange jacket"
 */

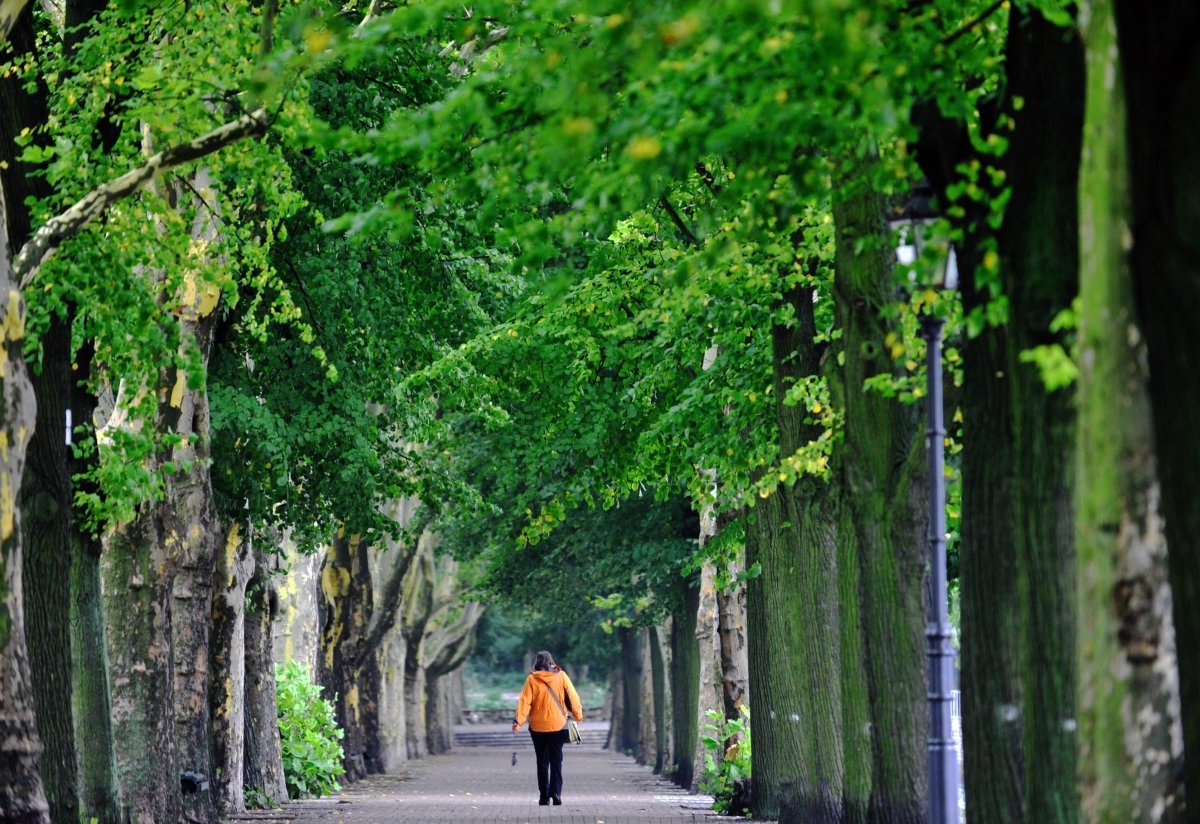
xmin=514 ymin=668 xmax=584 ymax=733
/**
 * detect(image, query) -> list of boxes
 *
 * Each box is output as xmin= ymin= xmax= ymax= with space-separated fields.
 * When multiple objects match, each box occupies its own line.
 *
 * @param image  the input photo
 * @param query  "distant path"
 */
xmin=228 ymin=727 xmax=773 ymax=823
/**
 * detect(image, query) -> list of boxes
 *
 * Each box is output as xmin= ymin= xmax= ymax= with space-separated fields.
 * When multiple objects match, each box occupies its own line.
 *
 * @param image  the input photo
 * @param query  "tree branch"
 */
xmin=658 ymin=194 xmax=699 ymax=247
xmin=14 ymin=108 xmax=269 ymax=287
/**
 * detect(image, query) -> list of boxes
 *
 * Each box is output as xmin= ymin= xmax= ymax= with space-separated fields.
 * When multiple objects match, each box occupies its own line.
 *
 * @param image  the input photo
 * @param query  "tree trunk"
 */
xmin=1114 ymin=0 xmax=1200 ymax=810
xmin=2 ymin=11 xmax=77 ymax=821
xmin=638 ymin=627 xmax=657 ymax=767
xmin=692 ymin=557 xmax=721 ymax=785
xmin=833 ymin=176 xmax=929 ymax=824
xmin=617 ymin=627 xmax=644 ymax=756
xmin=1076 ymin=3 xmax=1185 ymax=818
xmin=401 ymin=538 xmax=436 ymax=761
xmin=316 ymin=531 xmax=374 ymax=781
xmin=746 ymin=279 xmax=842 ymax=824
xmin=956 ymin=244 xmax=1026 ymax=824
xmin=243 ymin=539 xmax=287 ymax=805
xmin=19 ymin=321 xmax=80 ymax=824
xmin=650 ymin=625 xmax=670 ymax=774
xmin=210 ymin=522 xmax=253 ymax=814
xmin=423 ymin=600 xmax=481 ymax=757
xmin=0 ymin=194 xmax=48 ymax=821
xmin=715 ymin=533 xmax=749 ymax=721
xmin=1002 ymin=10 xmax=1085 ymax=822
xmin=669 ymin=583 xmax=700 ymax=789
xmin=102 ymin=508 xmax=181 ymax=823
xmin=425 ymin=674 xmax=452 ymax=755
xmin=71 ymin=516 xmax=121 ymax=823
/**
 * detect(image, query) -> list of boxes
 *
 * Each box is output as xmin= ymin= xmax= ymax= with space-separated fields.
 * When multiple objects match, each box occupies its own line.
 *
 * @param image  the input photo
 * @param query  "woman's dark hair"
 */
xmin=533 ymin=650 xmax=555 ymax=671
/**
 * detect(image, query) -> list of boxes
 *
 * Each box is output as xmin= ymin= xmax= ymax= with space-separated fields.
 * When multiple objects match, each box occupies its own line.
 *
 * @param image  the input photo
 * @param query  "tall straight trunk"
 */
xmin=401 ymin=538 xmax=436 ymax=761
xmin=0 ymin=192 xmax=48 ymax=821
xmin=243 ymin=540 xmax=287 ymax=804
xmin=670 ymin=583 xmax=700 ymax=789
xmin=1001 ymin=10 xmax=1085 ymax=822
xmin=605 ymin=667 xmax=622 ymax=753
xmin=1114 ymin=0 xmax=1200 ymax=809
xmin=316 ymin=531 xmax=374 ymax=780
xmin=692 ymin=559 xmax=722 ymax=782
xmin=833 ymin=176 xmax=928 ymax=823
xmin=650 ymin=625 xmax=670 ymax=774
xmin=71 ymin=520 xmax=121 ymax=823
xmin=618 ymin=627 xmax=644 ymax=755
xmin=715 ymin=527 xmax=749 ymax=721
xmin=102 ymin=508 xmax=181 ymax=823
xmin=638 ymin=627 xmax=656 ymax=767
xmin=957 ymin=246 xmax=1025 ymax=823
xmin=209 ymin=522 xmax=253 ymax=814
xmin=837 ymin=502 xmax=871 ymax=824
xmin=1076 ymin=2 xmax=1185 ymax=818
xmin=18 ymin=301 xmax=78 ymax=824
xmin=2 ymin=11 xmax=78 ymax=821
xmin=746 ymin=280 xmax=842 ymax=824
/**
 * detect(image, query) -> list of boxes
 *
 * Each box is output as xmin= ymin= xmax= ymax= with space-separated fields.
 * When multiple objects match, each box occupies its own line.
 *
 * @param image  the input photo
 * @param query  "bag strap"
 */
xmin=541 ymin=678 xmax=572 ymax=725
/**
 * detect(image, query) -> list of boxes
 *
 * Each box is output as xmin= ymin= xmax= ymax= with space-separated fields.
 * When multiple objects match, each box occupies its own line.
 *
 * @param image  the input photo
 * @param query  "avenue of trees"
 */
xmin=0 ymin=1 xmax=1198 ymax=824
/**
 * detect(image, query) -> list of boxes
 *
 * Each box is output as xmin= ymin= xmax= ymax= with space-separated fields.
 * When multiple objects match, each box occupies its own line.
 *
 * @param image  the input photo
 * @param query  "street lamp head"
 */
xmin=888 ymin=183 xmax=958 ymax=292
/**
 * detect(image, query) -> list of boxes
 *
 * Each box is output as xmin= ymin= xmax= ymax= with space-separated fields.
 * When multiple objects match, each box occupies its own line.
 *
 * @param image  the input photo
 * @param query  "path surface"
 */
xmin=230 ymin=727 xmax=770 ymax=824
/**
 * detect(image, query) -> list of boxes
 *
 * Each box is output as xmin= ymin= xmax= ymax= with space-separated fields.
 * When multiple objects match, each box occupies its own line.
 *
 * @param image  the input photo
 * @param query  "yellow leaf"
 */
xmin=627 ymin=135 xmax=662 ymax=160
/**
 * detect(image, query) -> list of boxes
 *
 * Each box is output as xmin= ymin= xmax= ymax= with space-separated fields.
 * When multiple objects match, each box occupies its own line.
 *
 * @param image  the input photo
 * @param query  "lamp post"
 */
xmin=890 ymin=188 xmax=961 ymax=824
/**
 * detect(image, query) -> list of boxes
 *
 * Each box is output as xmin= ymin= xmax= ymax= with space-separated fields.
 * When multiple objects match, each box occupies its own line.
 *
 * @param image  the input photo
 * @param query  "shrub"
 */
xmin=275 ymin=660 xmax=346 ymax=798
xmin=699 ymin=704 xmax=752 ymax=816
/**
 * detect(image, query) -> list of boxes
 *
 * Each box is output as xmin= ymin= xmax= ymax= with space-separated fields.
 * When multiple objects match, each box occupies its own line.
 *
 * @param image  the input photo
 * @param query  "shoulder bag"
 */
xmin=542 ymin=678 xmax=582 ymax=744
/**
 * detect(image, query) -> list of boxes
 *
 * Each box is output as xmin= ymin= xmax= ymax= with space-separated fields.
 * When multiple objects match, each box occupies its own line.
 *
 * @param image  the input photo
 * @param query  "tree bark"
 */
xmin=833 ymin=176 xmax=929 ymax=824
xmin=618 ymin=626 xmax=644 ymax=756
xmin=209 ymin=522 xmax=253 ymax=815
xmin=316 ymin=531 xmax=374 ymax=781
xmin=0 ymin=190 xmax=48 ymax=821
xmin=670 ymin=582 xmax=700 ymax=789
xmin=715 ymin=527 xmax=749 ymax=721
xmin=102 ymin=508 xmax=181 ymax=823
xmin=1113 ymin=0 xmax=1200 ymax=810
xmin=423 ymin=601 xmax=481 ymax=756
xmin=746 ymin=279 xmax=843 ymax=824
xmin=650 ymin=625 xmax=670 ymax=774
xmin=692 ymin=555 xmax=722 ymax=785
xmin=243 ymin=539 xmax=287 ymax=805
xmin=2 ymin=10 xmax=79 ymax=821
xmin=638 ymin=627 xmax=656 ymax=767
xmin=1001 ymin=9 xmax=1085 ymax=822
xmin=1076 ymin=3 xmax=1185 ymax=819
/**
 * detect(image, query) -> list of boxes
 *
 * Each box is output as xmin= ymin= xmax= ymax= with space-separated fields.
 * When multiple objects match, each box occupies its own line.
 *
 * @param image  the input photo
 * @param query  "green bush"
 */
xmin=699 ymin=705 xmax=752 ymax=816
xmin=275 ymin=660 xmax=346 ymax=799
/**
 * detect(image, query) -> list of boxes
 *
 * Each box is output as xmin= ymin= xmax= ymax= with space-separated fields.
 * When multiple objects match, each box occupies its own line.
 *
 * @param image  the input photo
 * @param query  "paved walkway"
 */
xmin=230 ymin=741 xmax=767 ymax=823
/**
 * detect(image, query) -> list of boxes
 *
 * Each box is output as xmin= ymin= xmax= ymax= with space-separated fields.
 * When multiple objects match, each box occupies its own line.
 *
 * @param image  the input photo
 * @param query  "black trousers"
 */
xmin=529 ymin=729 xmax=569 ymax=800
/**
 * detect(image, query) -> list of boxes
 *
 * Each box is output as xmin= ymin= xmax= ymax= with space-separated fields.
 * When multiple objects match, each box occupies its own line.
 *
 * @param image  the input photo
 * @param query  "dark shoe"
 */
xmin=539 ymin=797 xmax=549 ymax=806
xmin=552 ymin=796 xmax=562 ymax=805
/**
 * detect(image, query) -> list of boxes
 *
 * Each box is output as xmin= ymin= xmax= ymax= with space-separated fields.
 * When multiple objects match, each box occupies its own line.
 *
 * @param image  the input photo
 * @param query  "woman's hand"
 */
xmin=511 ymin=722 xmax=520 ymax=733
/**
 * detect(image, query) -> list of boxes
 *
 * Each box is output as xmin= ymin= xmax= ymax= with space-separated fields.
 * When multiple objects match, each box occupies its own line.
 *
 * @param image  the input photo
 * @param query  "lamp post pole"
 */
xmin=920 ymin=310 xmax=960 ymax=824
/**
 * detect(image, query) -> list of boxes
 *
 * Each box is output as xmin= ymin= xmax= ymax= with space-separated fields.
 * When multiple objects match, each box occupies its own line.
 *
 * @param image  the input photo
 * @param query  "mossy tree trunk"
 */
xmin=1113 ymin=0 xmax=1200 ymax=809
xmin=746 ymin=279 xmax=842 ymax=824
xmin=1076 ymin=5 xmax=1185 ymax=818
xmin=833 ymin=175 xmax=929 ymax=824
xmin=669 ymin=581 xmax=700 ymax=790
xmin=1000 ymin=9 xmax=1085 ymax=822
xmin=617 ymin=627 xmax=644 ymax=756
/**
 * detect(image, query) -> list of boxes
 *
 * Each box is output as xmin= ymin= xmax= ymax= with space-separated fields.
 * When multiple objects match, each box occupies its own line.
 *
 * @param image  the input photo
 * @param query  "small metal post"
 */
xmin=920 ymin=311 xmax=960 ymax=824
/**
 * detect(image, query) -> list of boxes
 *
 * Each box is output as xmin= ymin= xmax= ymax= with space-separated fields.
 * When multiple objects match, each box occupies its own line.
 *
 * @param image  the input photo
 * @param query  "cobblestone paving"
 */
xmin=230 ymin=744 xmax=772 ymax=824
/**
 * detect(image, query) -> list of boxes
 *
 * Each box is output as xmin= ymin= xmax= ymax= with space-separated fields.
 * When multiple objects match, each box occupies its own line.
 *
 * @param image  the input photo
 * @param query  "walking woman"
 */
xmin=511 ymin=650 xmax=584 ymax=805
